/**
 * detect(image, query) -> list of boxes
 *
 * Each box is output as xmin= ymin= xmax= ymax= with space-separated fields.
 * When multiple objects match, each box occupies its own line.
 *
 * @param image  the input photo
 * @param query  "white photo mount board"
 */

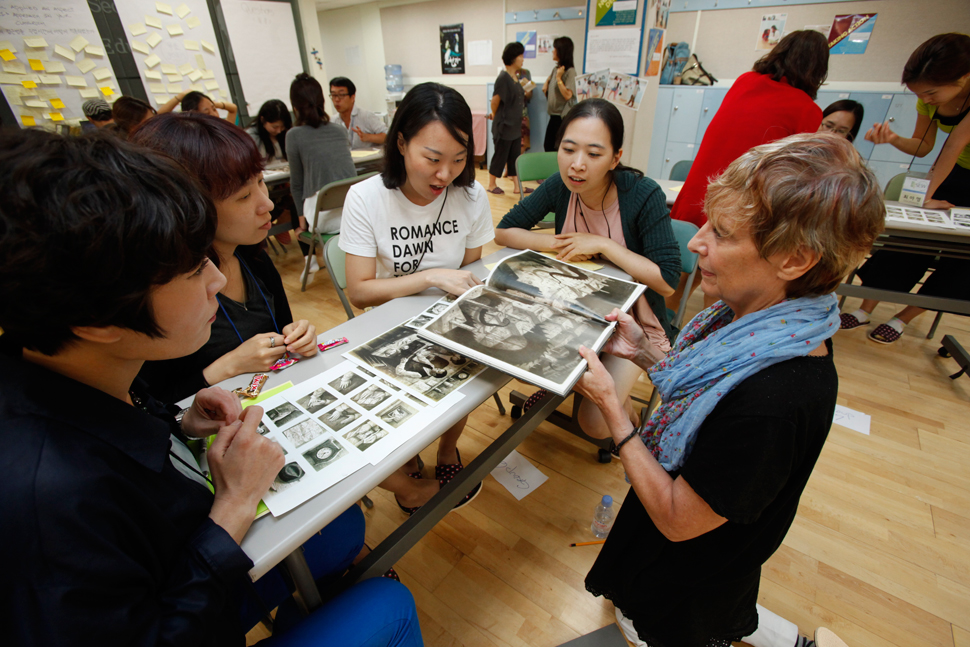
xmin=115 ymin=0 xmax=232 ymax=111
xmin=220 ymin=0 xmax=303 ymax=114
xmin=0 ymin=0 xmax=121 ymax=128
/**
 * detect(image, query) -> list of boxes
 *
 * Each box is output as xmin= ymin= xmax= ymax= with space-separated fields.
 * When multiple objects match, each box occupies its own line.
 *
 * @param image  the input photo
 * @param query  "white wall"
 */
xmin=317 ymin=3 xmax=388 ymax=114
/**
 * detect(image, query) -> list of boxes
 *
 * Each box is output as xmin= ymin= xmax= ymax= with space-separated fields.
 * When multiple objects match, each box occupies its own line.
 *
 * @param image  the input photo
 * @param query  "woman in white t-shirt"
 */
xmin=340 ymin=82 xmax=494 ymax=514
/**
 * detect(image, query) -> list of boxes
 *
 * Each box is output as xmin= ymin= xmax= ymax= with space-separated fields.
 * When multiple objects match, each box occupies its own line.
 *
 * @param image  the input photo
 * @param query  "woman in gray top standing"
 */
xmin=487 ymin=41 xmax=532 ymax=195
xmin=286 ymin=73 xmax=356 ymax=271
xmin=543 ymin=36 xmax=577 ymax=152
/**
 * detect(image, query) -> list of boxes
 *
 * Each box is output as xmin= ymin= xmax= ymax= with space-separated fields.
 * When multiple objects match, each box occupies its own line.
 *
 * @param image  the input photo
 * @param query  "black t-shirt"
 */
xmin=585 ymin=339 xmax=837 ymax=647
xmin=139 ymin=248 xmax=293 ymax=403
xmin=493 ymin=71 xmax=525 ymax=141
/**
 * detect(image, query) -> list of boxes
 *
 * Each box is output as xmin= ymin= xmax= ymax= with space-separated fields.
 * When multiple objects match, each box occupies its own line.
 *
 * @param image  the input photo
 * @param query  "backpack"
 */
xmin=680 ymin=54 xmax=717 ymax=86
xmin=659 ymin=41 xmax=691 ymax=85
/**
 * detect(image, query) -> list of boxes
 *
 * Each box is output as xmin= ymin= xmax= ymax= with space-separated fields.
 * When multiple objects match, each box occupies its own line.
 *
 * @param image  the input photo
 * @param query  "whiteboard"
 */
xmin=115 ymin=0 xmax=232 ymax=111
xmin=221 ymin=0 xmax=303 ymax=115
xmin=0 ymin=0 xmax=122 ymax=127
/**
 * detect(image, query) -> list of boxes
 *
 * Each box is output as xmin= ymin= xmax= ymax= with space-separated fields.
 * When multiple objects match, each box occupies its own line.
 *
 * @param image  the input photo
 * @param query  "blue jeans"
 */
xmin=242 ymin=506 xmax=423 ymax=646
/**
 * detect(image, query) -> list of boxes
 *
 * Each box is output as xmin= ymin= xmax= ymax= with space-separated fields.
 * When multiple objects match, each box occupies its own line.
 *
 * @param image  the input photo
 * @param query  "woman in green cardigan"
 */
xmin=496 ymin=98 xmax=680 ymax=438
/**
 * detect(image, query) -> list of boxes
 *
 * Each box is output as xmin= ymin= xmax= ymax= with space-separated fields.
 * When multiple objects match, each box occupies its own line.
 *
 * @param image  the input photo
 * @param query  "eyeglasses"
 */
xmin=329 ymin=93 xmax=351 ymax=99
xmin=820 ymin=120 xmax=851 ymax=136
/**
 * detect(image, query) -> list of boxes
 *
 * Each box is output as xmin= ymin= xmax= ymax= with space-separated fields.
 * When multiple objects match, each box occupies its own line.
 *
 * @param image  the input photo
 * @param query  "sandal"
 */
xmin=487 ymin=186 xmax=504 ymax=195
xmin=436 ymin=449 xmax=483 ymax=512
xmin=868 ymin=323 xmax=903 ymax=344
xmin=522 ymin=187 xmax=534 ymax=194
xmin=394 ymin=478 xmax=482 ymax=516
xmin=382 ymin=566 xmax=401 ymax=582
xmin=522 ymin=389 xmax=548 ymax=413
xmin=839 ymin=313 xmax=868 ymax=330
xmin=407 ymin=455 xmax=425 ymax=480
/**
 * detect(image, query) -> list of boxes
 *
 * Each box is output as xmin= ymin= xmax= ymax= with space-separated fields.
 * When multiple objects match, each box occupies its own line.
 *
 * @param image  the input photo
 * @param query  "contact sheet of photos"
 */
xmin=255 ymin=359 xmax=465 ymax=516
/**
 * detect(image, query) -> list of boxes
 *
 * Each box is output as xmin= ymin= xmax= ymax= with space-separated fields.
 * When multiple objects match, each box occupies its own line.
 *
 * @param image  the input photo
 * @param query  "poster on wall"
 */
xmin=596 ymin=0 xmax=638 ymax=27
xmin=654 ymin=0 xmax=671 ymax=30
xmin=576 ymin=69 xmax=610 ymax=101
xmin=828 ymin=14 xmax=878 ymax=55
xmin=586 ymin=28 xmax=641 ymax=75
xmin=516 ymin=31 xmax=537 ymax=59
xmin=645 ymin=28 xmax=664 ymax=76
xmin=756 ymin=14 xmax=787 ymax=51
xmin=440 ymin=24 xmax=464 ymax=74
xmin=0 ymin=0 xmax=121 ymax=128
xmin=604 ymin=71 xmax=647 ymax=110
xmin=538 ymin=35 xmax=556 ymax=54
xmin=805 ymin=24 xmax=831 ymax=38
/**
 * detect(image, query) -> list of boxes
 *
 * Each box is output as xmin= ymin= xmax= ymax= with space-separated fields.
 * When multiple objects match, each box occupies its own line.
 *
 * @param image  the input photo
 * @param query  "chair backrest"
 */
xmin=313 ymin=171 xmax=378 ymax=221
xmin=884 ymin=171 xmax=927 ymax=201
xmin=669 ymin=159 xmax=692 ymax=182
xmin=515 ymin=151 xmax=559 ymax=198
xmin=324 ymin=235 xmax=355 ymax=320
xmin=669 ymin=219 xmax=700 ymax=331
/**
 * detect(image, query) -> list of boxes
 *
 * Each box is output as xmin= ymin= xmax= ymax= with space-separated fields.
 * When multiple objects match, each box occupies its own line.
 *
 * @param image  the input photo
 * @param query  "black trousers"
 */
xmin=490 ymin=136 xmax=522 ymax=178
xmin=544 ymin=115 xmax=563 ymax=152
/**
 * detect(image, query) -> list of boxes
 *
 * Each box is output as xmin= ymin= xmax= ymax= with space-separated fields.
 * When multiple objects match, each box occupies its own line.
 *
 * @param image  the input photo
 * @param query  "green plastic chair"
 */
xmin=669 ymin=159 xmax=693 ymax=182
xmin=515 ymin=151 xmax=558 ymax=228
xmin=884 ymin=171 xmax=927 ymax=201
xmin=324 ymin=235 xmax=355 ymax=320
xmin=299 ymin=172 xmax=378 ymax=292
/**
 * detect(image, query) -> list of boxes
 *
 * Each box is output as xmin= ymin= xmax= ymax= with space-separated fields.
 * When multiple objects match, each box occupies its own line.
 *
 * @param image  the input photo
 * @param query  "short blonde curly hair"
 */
xmin=704 ymin=132 xmax=885 ymax=299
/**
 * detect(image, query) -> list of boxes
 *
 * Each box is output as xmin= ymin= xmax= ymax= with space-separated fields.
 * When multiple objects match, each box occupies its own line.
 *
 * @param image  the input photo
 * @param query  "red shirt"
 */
xmin=669 ymin=72 xmax=822 ymax=227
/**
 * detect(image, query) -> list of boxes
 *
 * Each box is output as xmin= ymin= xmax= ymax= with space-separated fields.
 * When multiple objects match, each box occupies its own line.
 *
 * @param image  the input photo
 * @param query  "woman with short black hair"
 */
xmin=487 ymin=41 xmax=532 ymax=194
xmin=818 ymin=99 xmax=864 ymax=142
xmin=339 ymin=82 xmax=493 ymax=514
xmin=135 ymin=113 xmax=319 ymax=404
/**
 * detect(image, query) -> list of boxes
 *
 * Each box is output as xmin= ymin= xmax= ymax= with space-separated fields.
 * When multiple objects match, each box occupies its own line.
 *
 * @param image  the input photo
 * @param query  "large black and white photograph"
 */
xmin=347 ymin=325 xmax=486 ymax=402
xmin=318 ymin=403 xmax=361 ymax=431
xmin=377 ymin=400 xmax=419 ymax=428
xmin=296 ymin=387 xmax=338 ymax=414
xmin=342 ymin=422 xmax=390 ymax=451
xmin=282 ymin=418 xmax=328 ymax=448
xmin=266 ymin=402 xmax=302 ymax=427
xmin=269 ymin=462 xmax=305 ymax=493
xmin=419 ymin=284 xmax=611 ymax=395
xmin=350 ymin=384 xmax=394 ymax=411
xmin=329 ymin=370 xmax=367 ymax=395
xmin=488 ymin=250 xmax=643 ymax=319
xmin=302 ymin=437 xmax=348 ymax=472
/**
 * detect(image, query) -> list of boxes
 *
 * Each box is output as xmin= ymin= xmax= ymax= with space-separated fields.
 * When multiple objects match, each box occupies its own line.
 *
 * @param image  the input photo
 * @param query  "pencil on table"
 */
xmin=570 ymin=540 xmax=606 ymax=547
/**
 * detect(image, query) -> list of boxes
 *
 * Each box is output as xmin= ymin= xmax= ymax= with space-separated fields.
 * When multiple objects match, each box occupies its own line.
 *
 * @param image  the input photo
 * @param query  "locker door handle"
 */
xmin=673 ymin=106 xmax=679 ymax=111
xmin=704 ymin=107 xmax=709 ymax=112
xmin=888 ymin=117 xmax=895 ymax=123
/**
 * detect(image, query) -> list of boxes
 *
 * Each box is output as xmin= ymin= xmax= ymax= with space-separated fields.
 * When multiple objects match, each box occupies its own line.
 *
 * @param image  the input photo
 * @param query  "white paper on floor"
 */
xmin=832 ymin=404 xmax=870 ymax=435
xmin=490 ymin=450 xmax=548 ymax=500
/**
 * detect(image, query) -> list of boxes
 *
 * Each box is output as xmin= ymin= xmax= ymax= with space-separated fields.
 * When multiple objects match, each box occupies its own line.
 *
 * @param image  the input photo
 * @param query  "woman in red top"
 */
xmin=667 ymin=30 xmax=829 ymax=308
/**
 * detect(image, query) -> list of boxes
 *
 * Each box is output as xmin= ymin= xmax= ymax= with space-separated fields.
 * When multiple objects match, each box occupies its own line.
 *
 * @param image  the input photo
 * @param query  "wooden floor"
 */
xmin=248 ymin=169 xmax=970 ymax=647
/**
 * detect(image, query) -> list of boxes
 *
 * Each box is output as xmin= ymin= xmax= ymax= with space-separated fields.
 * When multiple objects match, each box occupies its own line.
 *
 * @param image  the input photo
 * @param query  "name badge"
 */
xmin=899 ymin=176 xmax=931 ymax=207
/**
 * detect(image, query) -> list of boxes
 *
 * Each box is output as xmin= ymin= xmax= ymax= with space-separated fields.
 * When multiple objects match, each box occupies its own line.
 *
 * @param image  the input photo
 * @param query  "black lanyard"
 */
xmin=216 ymin=252 xmax=280 ymax=344
xmin=409 ymin=187 xmax=449 ymax=274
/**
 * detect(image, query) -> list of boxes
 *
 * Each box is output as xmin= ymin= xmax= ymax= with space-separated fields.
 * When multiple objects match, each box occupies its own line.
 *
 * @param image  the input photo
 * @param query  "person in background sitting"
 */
xmin=287 ymin=73 xmax=357 ymax=278
xmin=111 ymin=96 xmax=156 ymax=138
xmin=247 ymin=99 xmax=297 ymax=245
xmin=159 ymin=90 xmax=238 ymax=124
xmin=247 ymin=99 xmax=292 ymax=165
xmin=818 ymin=99 xmax=864 ymax=142
xmin=81 ymin=97 xmax=113 ymax=129
xmin=0 ymin=128 xmax=422 ymax=647
xmin=329 ymin=76 xmax=388 ymax=151
xmin=136 ymin=113 xmax=319 ymax=404
xmin=841 ymin=33 xmax=970 ymax=344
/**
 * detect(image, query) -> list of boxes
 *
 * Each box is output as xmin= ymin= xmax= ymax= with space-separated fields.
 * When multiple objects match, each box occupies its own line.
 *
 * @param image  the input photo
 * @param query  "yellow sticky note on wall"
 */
xmin=49 ymin=112 xmax=64 ymax=121
xmin=21 ymin=115 xmax=36 ymax=126
xmin=50 ymin=98 xmax=65 ymax=109
xmin=21 ymin=80 xmax=36 ymax=88
xmin=100 ymin=86 xmax=114 ymax=96
xmin=0 ymin=49 xmax=15 ymax=62
xmin=28 ymin=59 xmax=44 ymax=71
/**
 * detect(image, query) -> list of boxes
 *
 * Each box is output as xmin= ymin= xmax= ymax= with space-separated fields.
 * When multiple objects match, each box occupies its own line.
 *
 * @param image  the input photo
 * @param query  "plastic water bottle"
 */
xmin=591 ymin=495 xmax=615 ymax=538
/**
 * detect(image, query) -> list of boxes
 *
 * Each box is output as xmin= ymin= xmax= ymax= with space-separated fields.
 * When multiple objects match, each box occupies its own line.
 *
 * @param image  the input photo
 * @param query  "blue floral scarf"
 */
xmin=641 ymin=293 xmax=840 ymax=471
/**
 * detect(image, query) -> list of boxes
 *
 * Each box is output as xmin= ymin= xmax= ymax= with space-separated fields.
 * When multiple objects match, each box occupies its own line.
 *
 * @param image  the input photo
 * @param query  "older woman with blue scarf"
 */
xmin=574 ymin=133 xmax=885 ymax=647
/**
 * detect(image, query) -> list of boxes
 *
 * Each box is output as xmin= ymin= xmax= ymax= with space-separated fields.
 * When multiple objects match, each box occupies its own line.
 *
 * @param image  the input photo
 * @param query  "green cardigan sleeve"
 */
xmin=496 ymin=172 xmax=570 ymax=231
